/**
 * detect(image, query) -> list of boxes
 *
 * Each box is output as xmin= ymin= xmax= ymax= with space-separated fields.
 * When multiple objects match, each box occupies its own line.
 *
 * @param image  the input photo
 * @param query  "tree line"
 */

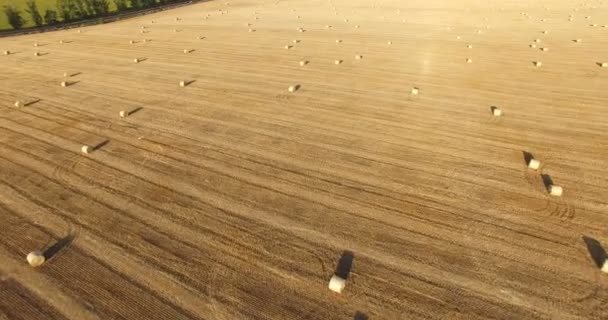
xmin=3 ymin=0 xmax=187 ymax=30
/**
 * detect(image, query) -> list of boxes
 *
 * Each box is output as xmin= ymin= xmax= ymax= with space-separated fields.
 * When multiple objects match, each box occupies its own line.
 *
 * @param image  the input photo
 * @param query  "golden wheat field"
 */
xmin=1 ymin=0 xmax=608 ymax=319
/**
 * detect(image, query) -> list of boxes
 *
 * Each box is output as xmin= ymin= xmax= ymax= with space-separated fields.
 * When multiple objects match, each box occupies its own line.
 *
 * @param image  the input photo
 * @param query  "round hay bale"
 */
xmin=574 ymin=39 xmax=581 ymax=43
xmin=179 ymin=81 xmax=186 ymax=87
xmin=600 ymin=62 xmax=608 ymax=68
xmin=336 ymin=39 xmax=342 ymax=43
xmin=549 ymin=185 xmax=563 ymax=197
xmin=63 ymin=72 xmax=68 ymax=77
xmin=534 ymin=39 xmax=541 ymax=43
xmin=466 ymin=58 xmax=472 ymax=63
xmin=328 ymin=275 xmax=346 ymax=293
xmin=129 ymin=40 xmax=134 ymax=44
xmin=601 ymin=260 xmax=608 ymax=273
xmin=119 ymin=110 xmax=127 ymax=118
xmin=530 ymin=44 xmax=537 ymax=48
xmin=299 ymin=60 xmax=307 ymax=66
xmin=81 ymin=145 xmax=91 ymax=154
xmin=184 ymin=49 xmax=190 ymax=53
xmin=284 ymin=45 xmax=291 ymax=49
xmin=467 ymin=44 xmax=472 ymax=49
xmin=59 ymin=40 xmax=64 ymax=44
xmin=134 ymin=58 xmax=140 ymax=63
xmin=292 ymin=39 xmax=299 ymax=43
xmin=33 ymin=52 xmax=40 ymax=56
xmin=14 ymin=101 xmax=21 ymax=107
xmin=534 ymin=61 xmax=542 ymax=67
xmin=411 ymin=87 xmax=419 ymax=95
xmin=355 ymin=54 xmax=362 ymax=60
xmin=492 ymin=107 xmax=502 ymax=116
xmin=334 ymin=59 xmax=342 ymax=65
xmin=3 ymin=50 xmax=9 ymax=55
xmin=528 ymin=159 xmax=540 ymax=170
xmin=541 ymin=47 xmax=548 ymax=51
xmin=288 ymin=85 xmax=298 ymax=93
xmin=26 ymin=251 xmax=45 ymax=267
xmin=387 ymin=41 xmax=392 ymax=45
xmin=61 ymin=81 xmax=68 ymax=87
xmin=33 ymin=42 xmax=39 ymax=47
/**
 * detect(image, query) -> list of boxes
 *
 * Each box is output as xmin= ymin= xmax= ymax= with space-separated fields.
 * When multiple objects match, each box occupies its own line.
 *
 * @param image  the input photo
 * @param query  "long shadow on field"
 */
xmin=126 ymin=106 xmax=143 ymax=116
xmin=540 ymin=174 xmax=554 ymax=191
xmin=522 ymin=151 xmax=534 ymax=166
xmin=92 ymin=139 xmax=110 ymax=151
xmin=24 ymin=99 xmax=41 ymax=107
xmin=43 ymin=234 xmax=75 ymax=261
xmin=65 ymin=80 xmax=80 ymax=87
xmin=335 ymin=251 xmax=354 ymax=280
xmin=353 ymin=311 xmax=368 ymax=320
xmin=583 ymin=236 xmax=607 ymax=268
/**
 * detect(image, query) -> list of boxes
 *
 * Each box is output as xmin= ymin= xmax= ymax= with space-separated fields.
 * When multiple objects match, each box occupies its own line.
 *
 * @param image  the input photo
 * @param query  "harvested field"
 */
xmin=1 ymin=0 xmax=608 ymax=319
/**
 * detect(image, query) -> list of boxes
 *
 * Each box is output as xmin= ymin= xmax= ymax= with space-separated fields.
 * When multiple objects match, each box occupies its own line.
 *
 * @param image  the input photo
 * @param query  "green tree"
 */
xmin=3 ymin=6 xmax=25 ymax=29
xmin=56 ymin=0 xmax=69 ymax=21
xmin=44 ymin=9 xmax=58 ymax=24
xmin=25 ymin=0 xmax=43 ymax=27
xmin=129 ymin=0 xmax=144 ymax=9
xmin=91 ymin=0 xmax=110 ymax=15
xmin=72 ymin=0 xmax=89 ymax=17
xmin=113 ymin=0 xmax=128 ymax=11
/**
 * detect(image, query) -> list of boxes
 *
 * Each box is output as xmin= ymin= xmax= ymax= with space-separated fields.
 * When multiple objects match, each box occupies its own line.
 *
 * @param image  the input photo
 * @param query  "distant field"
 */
xmin=1 ymin=0 xmax=608 ymax=319
xmin=0 ymin=0 xmax=117 ymax=30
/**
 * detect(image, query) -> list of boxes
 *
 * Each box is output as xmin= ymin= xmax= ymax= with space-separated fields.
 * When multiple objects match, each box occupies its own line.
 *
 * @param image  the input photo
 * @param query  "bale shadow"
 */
xmin=541 ymin=174 xmax=553 ymax=191
xmin=522 ymin=151 xmax=534 ymax=166
xmin=69 ymin=72 xmax=82 ymax=77
xmin=24 ymin=99 xmax=41 ymax=107
xmin=137 ymin=58 xmax=148 ymax=63
xmin=65 ymin=80 xmax=80 ymax=87
xmin=43 ymin=234 xmax=75 ymax=261
xmin=597 ymin=62 xmax=607 ymax=67
xmin=92 ymin=139 xmax=109 ymax=151
xmin=583 ymin=236 xmax=607 ymax=268
xmin=37 ymin=52 xmax=50 ymax=56
xmin=184 ymin=80 xmax=196 ymax=86
xmin=127 ymin=106 xmax=143 ymax=116
xmin=334 ymin=250 xmax=354 ymax=280
xmin=354 ymin=311 xmax=368 ymax=320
